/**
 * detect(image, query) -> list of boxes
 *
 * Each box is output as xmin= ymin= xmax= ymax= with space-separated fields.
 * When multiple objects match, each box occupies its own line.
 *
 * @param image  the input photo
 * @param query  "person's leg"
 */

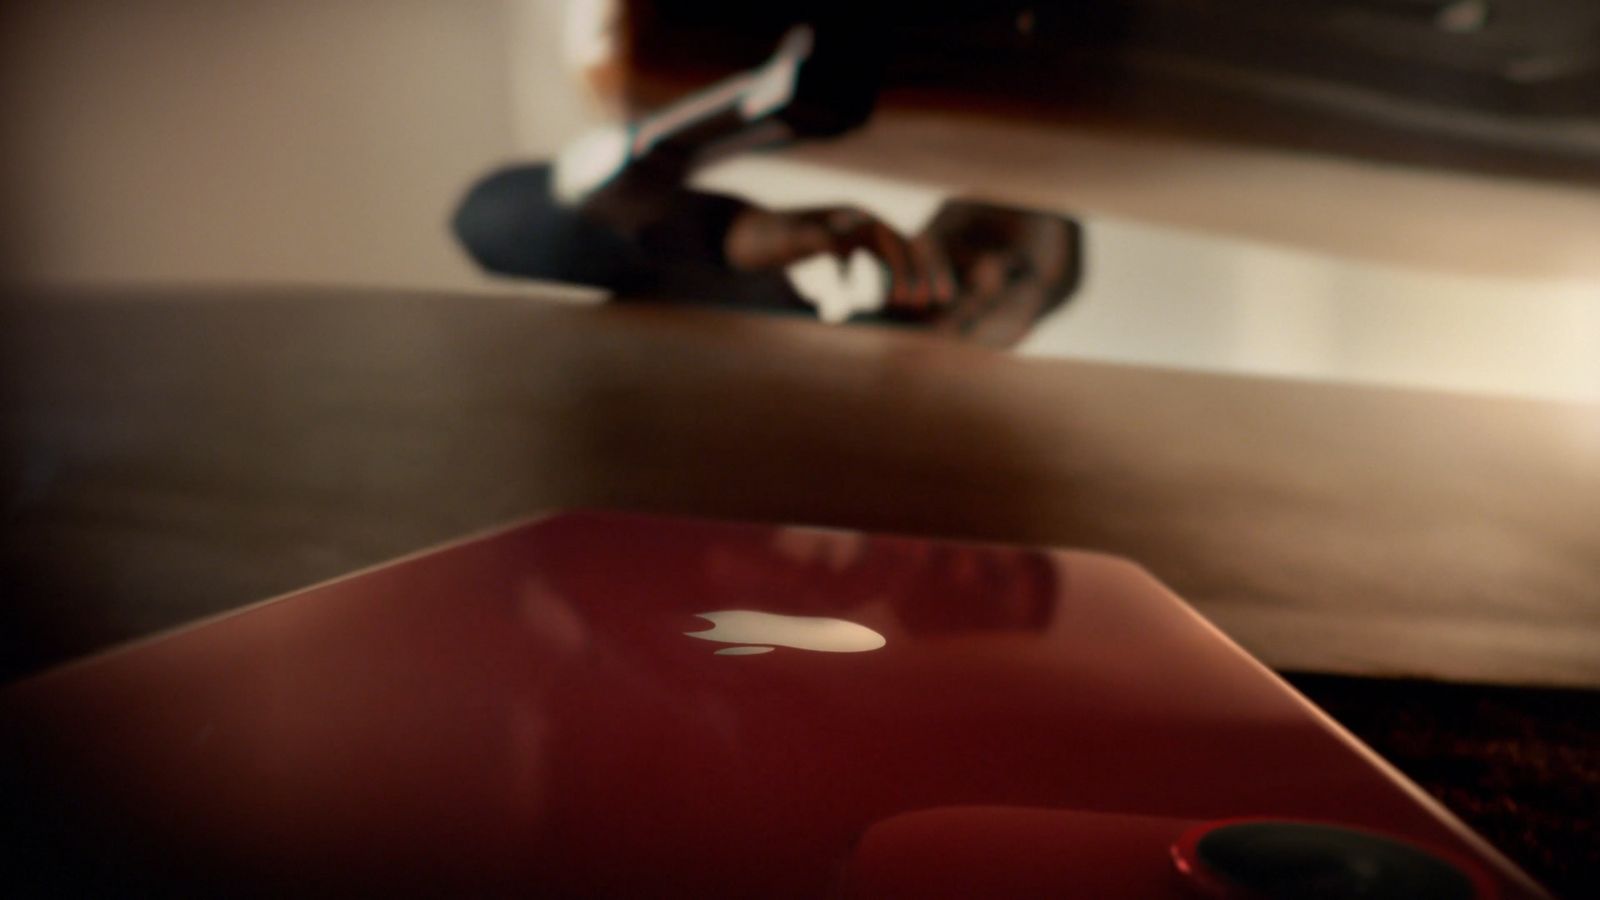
xmin=452 ymin=24 xmax=886 ymax=296
xmin=451 ymin=163 xmax=651 ymax=290
xmin=452 ymin=161 xmax=816 ymax=312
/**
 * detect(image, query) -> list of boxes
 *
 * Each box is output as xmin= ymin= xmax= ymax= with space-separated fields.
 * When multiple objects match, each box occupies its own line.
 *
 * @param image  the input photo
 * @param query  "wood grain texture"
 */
xmin=3 ymin=286 xmax=1597 ymax=685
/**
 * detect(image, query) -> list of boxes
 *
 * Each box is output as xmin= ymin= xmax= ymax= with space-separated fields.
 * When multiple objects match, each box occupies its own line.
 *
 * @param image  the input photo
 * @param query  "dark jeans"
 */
xmin=451 ymin=164 xmax=809 ymax=314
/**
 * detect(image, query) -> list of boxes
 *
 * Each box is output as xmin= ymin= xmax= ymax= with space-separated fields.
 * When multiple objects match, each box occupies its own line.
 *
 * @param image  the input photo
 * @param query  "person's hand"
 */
xmin=724 ymin=206 xmax=956 ymax=315
xmin=811 ymin=209 xmax=957 ymax=314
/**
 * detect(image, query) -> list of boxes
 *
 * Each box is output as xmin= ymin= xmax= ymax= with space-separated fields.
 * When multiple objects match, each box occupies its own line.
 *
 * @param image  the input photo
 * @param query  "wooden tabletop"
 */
xmin=3 ymin=285 xmax=1597 ymax=686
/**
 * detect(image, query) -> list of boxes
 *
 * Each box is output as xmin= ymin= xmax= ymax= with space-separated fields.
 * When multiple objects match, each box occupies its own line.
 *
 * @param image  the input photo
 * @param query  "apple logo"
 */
xmin=686 ymin=610 xmax=887 ymax=656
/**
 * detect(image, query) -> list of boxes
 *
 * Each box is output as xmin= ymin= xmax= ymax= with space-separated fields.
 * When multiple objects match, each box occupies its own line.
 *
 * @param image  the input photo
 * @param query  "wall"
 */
xmin=0 ymin=0 xmax=577 ymax=290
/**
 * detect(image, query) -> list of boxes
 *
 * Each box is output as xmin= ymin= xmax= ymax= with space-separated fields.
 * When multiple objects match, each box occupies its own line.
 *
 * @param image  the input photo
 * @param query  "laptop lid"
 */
xmin=1 ymin=511 xmax=1545 ymax=897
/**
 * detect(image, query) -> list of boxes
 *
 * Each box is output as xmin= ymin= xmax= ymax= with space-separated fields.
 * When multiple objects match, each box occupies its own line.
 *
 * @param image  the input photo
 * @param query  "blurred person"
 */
xmin=451 ymin=18 xmax=1080 ymax=347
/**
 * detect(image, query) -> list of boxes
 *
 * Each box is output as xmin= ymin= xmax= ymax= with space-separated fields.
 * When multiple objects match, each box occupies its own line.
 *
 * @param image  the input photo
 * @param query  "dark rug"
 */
xmin=1285 ymin=672 xmax=1600 ymax=899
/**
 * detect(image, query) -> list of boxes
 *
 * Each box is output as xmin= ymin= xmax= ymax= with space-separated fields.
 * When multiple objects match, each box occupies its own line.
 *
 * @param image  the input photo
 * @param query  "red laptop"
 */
xmin=1 ymin=511 xmax=1548 ymax=897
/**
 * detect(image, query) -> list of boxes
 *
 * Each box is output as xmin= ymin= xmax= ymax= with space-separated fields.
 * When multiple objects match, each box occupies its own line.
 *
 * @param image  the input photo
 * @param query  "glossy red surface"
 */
xmin=1 ymin=511 xmax=1548 ymax=897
